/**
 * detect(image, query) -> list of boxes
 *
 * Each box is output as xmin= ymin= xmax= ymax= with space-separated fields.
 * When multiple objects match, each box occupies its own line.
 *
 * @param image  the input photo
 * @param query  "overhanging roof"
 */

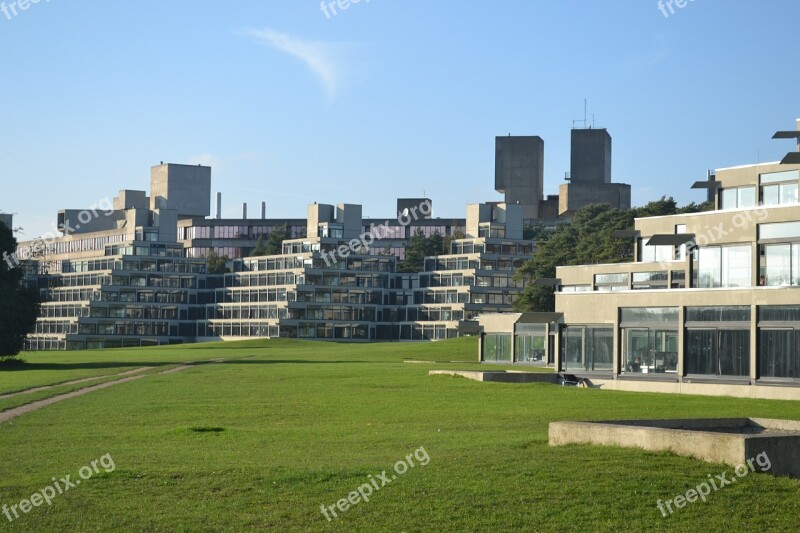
xmin=691 ymin=180 xmax=721 ymax=189
xmin=646 ymin=233 xmax=695 ymax=246
xmin=781 ymin=153 xmax=800 ymax=164
xmin=773 ymin=131 xmax=800 ymax=139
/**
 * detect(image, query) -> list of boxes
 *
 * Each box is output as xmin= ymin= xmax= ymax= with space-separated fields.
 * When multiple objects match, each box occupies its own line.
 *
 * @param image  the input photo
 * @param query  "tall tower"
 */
xmin=570 ymin=128 xmax=612 ymax=184
xmin=494 ymin=136 xmax=544 ymax=219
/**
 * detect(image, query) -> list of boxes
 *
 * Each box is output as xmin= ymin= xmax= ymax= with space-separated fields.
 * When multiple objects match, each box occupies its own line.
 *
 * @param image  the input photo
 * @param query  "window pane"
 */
xmin=587 ymin=328 xmax=613 ymax=371
xmin=721 ymin=245 xmax=751 ymax=288
xmin=686 ymin=329 xmax=716 ymax=374
xmin=759 ymin=330 xmax=793 ymax=378
xmin=765 ymin=244 xmax=791 ymax=286
xmin=760 ymin=221 xmax=800 ymax=240
xmin=762 ymin=185 xmax=780 ymax=206
xmin=686 ymin=306 xmax=750 ymax=322
xmin=623 ymin=329 xmax=649 ymax=373
xmin=719 ymin=330 xmax=750 ymax=376
xmin=721 ymin=189 xmax=737 ymax=209
xmin=620 ymin=307 xmax=678 ymax=323
xmin=782 ymin=183 xmax=799 ymax=205
xmin=563 ymin=327 xmax=584 ymax=371
xmin=739 ymin=187 xmax=756 ymax=208
xmin=761 ymin=169 xmax=800 ymax=184
xmin=698 ymin=247 xmax=721 ymax=288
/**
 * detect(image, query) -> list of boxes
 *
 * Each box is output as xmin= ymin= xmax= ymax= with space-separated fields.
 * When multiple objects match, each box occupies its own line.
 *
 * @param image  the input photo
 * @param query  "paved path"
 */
xmin=0 ymin=366 xmax=154 ymax=401
xmin=0 ymin=363 xmax=201 ymax=425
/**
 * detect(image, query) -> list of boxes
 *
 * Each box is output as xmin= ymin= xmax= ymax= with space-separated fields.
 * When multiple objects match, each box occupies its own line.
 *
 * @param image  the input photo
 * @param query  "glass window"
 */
xmin=686 ymin=329 xmax=750 ymax=377
xmin=620 ymin=307 xmax=679 ymax=324
xmin=698 ymin=245 xmax=750 ymax=288
xmin=721 ymin=245 xmax=751 ymax=288
xmin=641 ymin=244 xmax=675 ymax=263
xmin=761 ymin=170 xmax=800 ymax=185
xmin=721 ymin=187 xmax=756 ymax=209
xmin=622 ymin=328 xmax=678 ymax=374
xmin=515 ymin=325 xmax=547 ymax=364
xmin=762 ymin=185 xmax=780 ymax=206
xmin=483 ymin=334 xmax=511 ymax=362
xmin=698 ymin=247 xmax=721 ymax=288
xmin=765 ymin=244 xmax=791 ymax=286
xmin=759 ymin=330 xmax=800 ymax=379
xmin=562 ymin=326 xmax=613 ymax=372
xmin=760 ymin=221 xmax=800 ymax=240
xmin=739 ymin=187 xmax=756 ymax=208
xmin=686 ymin=306 xmax=750 ymax=322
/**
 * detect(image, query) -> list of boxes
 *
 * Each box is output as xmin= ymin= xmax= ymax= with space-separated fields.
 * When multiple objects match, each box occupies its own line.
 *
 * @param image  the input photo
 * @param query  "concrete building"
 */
xmin=17 ymin=166 xmax=213 ymax=351
xmin=496 ymin=127 xmax=631 ymax=223
xmin=495 ymin=136 xmax=545 ymax=220
xmin=559 ymin=127 xmax=631 ymax=216
xmin=199 ymin=201 xmax=532 ymax=342
xmin=479 ymin=119 xmax=800 ymax=400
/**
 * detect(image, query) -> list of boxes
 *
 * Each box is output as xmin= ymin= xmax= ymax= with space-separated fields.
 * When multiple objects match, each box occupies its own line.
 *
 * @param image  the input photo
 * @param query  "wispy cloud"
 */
xmin=244 ymin=28 xmax=344 ymax=100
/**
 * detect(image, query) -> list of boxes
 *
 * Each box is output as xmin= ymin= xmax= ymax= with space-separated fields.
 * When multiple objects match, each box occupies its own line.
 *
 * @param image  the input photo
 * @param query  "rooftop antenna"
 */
xmin=584 ymin=98 xmax=587 ymax=128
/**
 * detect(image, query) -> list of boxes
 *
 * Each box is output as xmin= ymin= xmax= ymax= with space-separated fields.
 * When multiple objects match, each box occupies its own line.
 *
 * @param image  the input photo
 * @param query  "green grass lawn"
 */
xmin=1 ymin=338 xmax=799 ymax=531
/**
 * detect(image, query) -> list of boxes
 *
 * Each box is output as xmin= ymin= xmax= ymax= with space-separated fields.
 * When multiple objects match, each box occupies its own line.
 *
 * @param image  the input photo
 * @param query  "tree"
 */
xmin=398 ymin=228 xmax=428 ymax=273
xmin=514 ymin=198 xmax=694 ymax=312
xmin=206 ymin=249 xmax=229 ymax=274
xmin=0 ymin=221 xmax=40 ymax=359
xmin=397 ymin=230 xmax=448 ymax=273
xmin=266 ymin=224 xmax=289 ymax=255
xmin=251 ymin=235 xmax=268 ymax=257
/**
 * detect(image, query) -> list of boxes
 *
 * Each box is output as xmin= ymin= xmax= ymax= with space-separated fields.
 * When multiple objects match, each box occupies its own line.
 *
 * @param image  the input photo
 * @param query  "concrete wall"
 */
xmin=570 ymin=128 xmax=611 ymax=184
xmin=113 ymin=190 xmax=149 ymax=210
xmin=307 ymin=203 xmax=335 ymax=239
xmin=150 ymin=164 xmax=211 ymax=217
xmin=466 ymin=203 xmax=492 ymax=238
xmin=58 ymin=209 xmax=123 ymax=236
xmin=494 ymin=136 xmax=544 ymax=217
xmin=0 ymin=213 xmax=12 ymax=229
xmin=558 ymin=182 xmax=631 ymax=215
xmin=337 ymin=203 xmax=363 ymax=240
xmin=153 ymin=209 xmax=178 ymax=243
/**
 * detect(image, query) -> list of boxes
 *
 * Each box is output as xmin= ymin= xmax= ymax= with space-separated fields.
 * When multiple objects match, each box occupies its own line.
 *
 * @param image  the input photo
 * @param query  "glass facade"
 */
xmin=562 ymin=326 xmax=613 ymax=372
xmin=697 ymin=245 xmax=751 ymax=288
xmin=721 ymin=187 xmax=756 ymax=209
xmin=620 ymin=307 xmax=678 ymax=374
xmin=685 ymin=306 xmax=750 ymax=377
xmin=483 ymin=334 xmax=512 ymax=362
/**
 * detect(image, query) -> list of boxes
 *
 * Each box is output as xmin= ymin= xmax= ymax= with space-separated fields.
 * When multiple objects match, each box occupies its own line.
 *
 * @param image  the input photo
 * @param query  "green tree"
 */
xmin=206 ymin=249 xmax=229 ymax=274
xmin=266 ymin=224 xmax=289 ymax=255
xmin=0 ymin=221 xmax=40 ymax=359
xmin=514 ymin=198 xmax=690 ymax=312
xmin=251 ymin=235 xmax=268 ymax=257
xmin=398 ymin=228 xmax=428 ymax=273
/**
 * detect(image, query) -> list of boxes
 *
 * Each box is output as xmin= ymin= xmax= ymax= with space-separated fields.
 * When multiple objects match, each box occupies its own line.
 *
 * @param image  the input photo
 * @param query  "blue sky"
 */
xmin=1 ymin=0 xmax=798 ymax=239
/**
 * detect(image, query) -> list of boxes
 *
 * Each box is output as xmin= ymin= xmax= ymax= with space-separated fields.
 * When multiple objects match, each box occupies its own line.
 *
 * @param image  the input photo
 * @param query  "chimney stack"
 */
xmin=261 ymin=202 xmax=266 ymax=219
xmin=242 ymin=203 xmax=247 ymax=219
xmin=215 ymin=192 xmax=222 ymax=219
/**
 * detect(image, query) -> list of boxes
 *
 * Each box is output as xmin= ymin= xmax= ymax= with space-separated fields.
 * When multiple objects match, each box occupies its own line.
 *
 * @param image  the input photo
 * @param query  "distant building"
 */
xmin=496 ymin=127 xmax=631 ymax=224
xmin=558 ymin=127 xmax=631 ymax=216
